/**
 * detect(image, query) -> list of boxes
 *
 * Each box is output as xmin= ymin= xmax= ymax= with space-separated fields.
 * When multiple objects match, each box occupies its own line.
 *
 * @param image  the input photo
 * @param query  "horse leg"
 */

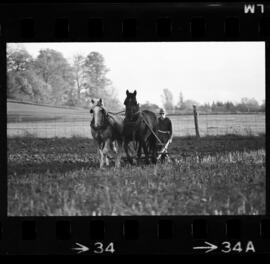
xmin=150 ymin=135 xmax=157 ymax=164
xmin=99 ymin=148 xmax=104 ymax=168
xmin=115 ymin=139 xmax=122 ymax=168
xmin=111 ymin=141 xmax=117 ymax=154
xmin=124 ymin=140 xmax=133 ymax=165
xmin=104 ymin=139 xmax=112 ymax=166
xmin=137 ymin=141 xmax=142 ymax=161
xmin=105 ymin=155 xmax=109 ymax=166
xmin=142 ymin=140 xmax=150 ymax=164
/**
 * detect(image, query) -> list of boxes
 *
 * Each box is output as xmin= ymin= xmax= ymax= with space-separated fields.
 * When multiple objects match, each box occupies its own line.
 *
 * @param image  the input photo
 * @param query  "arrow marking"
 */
xmin=72 ymin=243 xmax=90 ymax=254
xmin=193 ymin=241 xmax=218 ymax=253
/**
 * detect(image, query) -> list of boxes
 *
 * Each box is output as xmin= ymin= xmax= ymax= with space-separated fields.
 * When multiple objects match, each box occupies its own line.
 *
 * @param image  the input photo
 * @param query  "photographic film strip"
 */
xmin=0 ymin=2 xmax=269 ymax=255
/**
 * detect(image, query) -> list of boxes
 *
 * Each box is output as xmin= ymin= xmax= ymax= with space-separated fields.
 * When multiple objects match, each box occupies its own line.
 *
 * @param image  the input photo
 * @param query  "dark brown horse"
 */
xmin=123 ymin=90 xmax=158 ymax=164
xmin=90 ymin=98 xmax=124 ymax=168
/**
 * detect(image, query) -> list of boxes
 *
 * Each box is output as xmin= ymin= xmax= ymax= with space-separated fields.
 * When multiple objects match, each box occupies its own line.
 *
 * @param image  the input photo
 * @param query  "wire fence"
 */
xmin=7 ymin=112 xmax=265 ymax=138
xmin=170 ymin=113 xmax=265 ymax=136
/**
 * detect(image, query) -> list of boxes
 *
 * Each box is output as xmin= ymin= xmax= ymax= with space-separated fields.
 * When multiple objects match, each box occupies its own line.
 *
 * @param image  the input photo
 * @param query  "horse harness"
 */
xmin=124 ymin=109 xmax=163 ymax=145
xmin=124 ymin=109 xmax=141 ymax=126
xmin=124 ymin=109 xmax=144 ymax=143
xmin=90 ymin=106 xmax=110 ymax=131
xmin=158 ymin=130 xmax=171 ymax=134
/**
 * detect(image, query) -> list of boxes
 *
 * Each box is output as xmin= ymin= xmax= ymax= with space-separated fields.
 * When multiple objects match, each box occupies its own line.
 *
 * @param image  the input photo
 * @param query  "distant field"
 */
xmin=7 ymin=101 xmax=265 ymax=138
xmin=8 ymin=135 xmax=265 ymax=216
xmin=7 ymin=101 xmax=89 ymax=122
xmin=7 ymin=101 xmax=93 ymax=137
xmin=170 ymin=113 xmax=265 ymax=136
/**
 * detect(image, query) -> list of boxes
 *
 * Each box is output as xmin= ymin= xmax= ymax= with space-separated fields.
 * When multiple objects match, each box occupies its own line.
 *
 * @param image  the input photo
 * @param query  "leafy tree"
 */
xmin=64 ymin=87 xmax=78 ymax=106
xmin=215 ymin=101 xmax=225 ymax=112
xmin=260 ymin=100 xmax=265 ymax=112
xmin=7 ymin=69 xmax=49 ymax=102
xmin=102 ymin=85 xmax=122 ymax=112
xmin=7 ymin=72 xmax=32 ymax=99
xmin=7 ymin=47 xmax=33 ymax=73
xmin=73 ymin=54 xmax=86 ymax=103
xmin=224 ymin=101 xmax=235 ymax=112
xmin=140 ymin=101 xmax=160 ymax=113
xmin=236 ymin=97 xmax=259 ymax=112
xmin=177 ymin=91 xmax=184 ymax=109
xmin=198 ymin=103 xmax=211 ymax=113
xmin=211 ymin=102 xmax=217 ymax=112
xmin=83 ymin=52 xmax=111 ymax=98
xmin=83 ymin=51 xmax=121 ymax=111
xmin=7 ymin=47 xmax=36 ymax=99
xmin=183 ymin=99 xmax=199 ymax=111
xmin=34 ymin=49 xmax=74 ymax=105
xmin=7 ymin=47 xmax=122 ymax=110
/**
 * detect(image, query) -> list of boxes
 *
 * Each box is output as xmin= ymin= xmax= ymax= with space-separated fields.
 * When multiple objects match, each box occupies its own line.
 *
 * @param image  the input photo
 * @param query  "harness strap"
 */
xmin=90 ymin=108 xmax=110 ymax=131
xmin=107 ymin=110 xmax=125 ymax=115
xmin=158 ymin=130 xmax=170 ymax=134
xmin=140 ymin=113 xmax=163 ymax=145
xmin=90 ymin=116 xmax=109 ymax=130
xmin=124 ymin=108 xmax=163 ymax=145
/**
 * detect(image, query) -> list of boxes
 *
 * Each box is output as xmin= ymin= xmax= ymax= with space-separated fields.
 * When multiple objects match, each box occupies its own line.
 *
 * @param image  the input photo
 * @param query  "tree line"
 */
xmin=159 ymin=88 xmax=265 ymax=114
xmin=7 ymin=46 xmax=122 ymax=111
xmin=7 ymin=47 xmax=265 ymax=114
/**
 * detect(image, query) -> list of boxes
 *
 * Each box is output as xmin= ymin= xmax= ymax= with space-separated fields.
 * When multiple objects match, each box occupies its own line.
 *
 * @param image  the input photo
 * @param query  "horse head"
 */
xmin=90 ymin=98 xmax=108 ymax=129
xmin=124 ymin=90 xmax=140 ymax=121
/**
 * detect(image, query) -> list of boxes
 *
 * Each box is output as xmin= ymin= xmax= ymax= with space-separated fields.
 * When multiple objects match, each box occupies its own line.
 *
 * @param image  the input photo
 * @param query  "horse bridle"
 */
xmin=90 ymin=105 xmax=110 ymax=130
xmin=125 ymin=103 xmax=141 ymax=124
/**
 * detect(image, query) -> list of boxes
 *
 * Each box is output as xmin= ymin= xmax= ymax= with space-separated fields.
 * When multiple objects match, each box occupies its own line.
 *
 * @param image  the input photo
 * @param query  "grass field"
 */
xmin=7 ymin=101 xmax=89 ymax=122
xmin=8 ymin=134 xmax=265 ymax=216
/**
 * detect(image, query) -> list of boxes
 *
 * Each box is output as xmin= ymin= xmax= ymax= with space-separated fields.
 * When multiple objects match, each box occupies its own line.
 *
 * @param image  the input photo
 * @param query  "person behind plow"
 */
xmin=157 ymin=108 xmax=173 ymax=162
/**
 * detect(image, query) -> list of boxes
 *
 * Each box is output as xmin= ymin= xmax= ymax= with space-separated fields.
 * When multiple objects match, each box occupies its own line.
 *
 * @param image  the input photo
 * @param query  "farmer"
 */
xmin=157 ymin=108 xmax=173 ymax=161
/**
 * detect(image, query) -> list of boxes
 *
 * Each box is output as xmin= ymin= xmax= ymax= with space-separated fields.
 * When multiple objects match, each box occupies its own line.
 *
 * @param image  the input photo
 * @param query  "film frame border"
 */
xmin=0 ymin=2 xmax=269 ymax=255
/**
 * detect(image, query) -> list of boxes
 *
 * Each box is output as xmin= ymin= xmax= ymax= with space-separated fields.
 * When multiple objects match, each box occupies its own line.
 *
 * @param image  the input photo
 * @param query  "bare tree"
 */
xmin=161 ymin=88 xmax=174 ymax=113
xmin=177 ymin=91 xmax=184 ymax=109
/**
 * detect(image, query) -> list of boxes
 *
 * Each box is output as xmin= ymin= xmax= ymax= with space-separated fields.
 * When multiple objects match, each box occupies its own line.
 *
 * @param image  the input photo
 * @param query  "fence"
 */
xmin=7 ymin=111 xmax=265 ymax=138
xmin=169 ymin=112 xmax=265 ymax=137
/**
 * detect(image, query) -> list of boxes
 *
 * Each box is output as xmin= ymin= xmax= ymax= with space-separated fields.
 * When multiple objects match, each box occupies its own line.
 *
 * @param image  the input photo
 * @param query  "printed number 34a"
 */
xmin=221 ymin=241 xmax=255 ymax=253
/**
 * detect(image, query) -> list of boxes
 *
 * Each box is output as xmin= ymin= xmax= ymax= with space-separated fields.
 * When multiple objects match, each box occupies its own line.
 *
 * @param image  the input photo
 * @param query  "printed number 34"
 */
xmin=94 ymin=242 xmax=115 ymax=254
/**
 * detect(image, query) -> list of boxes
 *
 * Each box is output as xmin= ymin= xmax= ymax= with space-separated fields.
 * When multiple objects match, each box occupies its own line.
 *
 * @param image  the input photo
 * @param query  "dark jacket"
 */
xmin=157 ymin=116 xmax=172 ymax=143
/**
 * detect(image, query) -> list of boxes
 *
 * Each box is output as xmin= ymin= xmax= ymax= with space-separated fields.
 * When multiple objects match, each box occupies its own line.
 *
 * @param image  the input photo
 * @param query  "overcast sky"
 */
xmin=8 ymin=42 xmax=265 ymax=106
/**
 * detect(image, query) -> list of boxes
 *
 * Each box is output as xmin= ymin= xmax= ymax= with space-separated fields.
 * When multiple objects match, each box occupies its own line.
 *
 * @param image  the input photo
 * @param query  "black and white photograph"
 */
xmin=7 ymin=42 xmax=265 ymax=216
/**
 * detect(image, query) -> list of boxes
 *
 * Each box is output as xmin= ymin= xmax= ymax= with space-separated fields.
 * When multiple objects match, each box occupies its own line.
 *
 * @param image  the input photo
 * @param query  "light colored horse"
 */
xmin=90 ymin=98 xmax=124 ymax=168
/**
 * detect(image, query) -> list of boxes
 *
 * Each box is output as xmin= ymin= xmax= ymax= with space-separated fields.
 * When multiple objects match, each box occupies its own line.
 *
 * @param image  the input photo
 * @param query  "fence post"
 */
xmin=193 ymin=105 xmax=200 ymax=138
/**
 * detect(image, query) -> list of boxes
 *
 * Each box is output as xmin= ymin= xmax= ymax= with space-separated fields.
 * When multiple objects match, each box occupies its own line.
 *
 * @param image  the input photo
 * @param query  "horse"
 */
xmin=90 ymin=98 xmax=124 ymax=168
xmin=123 ymin=90 xmax=158 ymax=164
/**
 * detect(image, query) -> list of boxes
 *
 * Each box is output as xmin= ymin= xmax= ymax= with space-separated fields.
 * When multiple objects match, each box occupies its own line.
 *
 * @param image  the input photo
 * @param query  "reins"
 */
xmin=107 ymin=110 xmax=125 ymax=115
xmin=139 ymin=113 xmax=163 ymax=145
